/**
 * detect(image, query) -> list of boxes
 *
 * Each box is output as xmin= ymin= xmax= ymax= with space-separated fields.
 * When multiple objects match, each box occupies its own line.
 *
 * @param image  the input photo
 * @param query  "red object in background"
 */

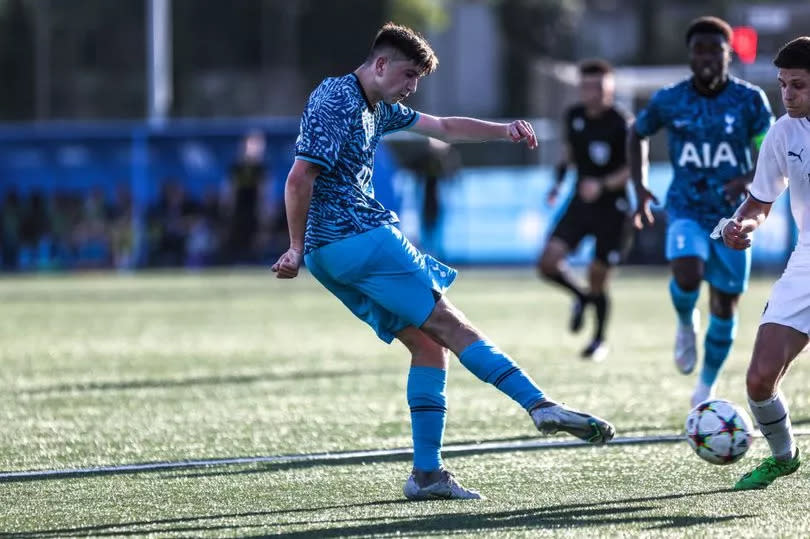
xmin=732 ymin=26 xmax=758 ymax=64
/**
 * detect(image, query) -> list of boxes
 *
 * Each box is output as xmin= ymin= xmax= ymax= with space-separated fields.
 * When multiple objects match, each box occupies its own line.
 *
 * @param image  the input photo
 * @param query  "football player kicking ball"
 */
xmin=716 ymin=36 xmax=810 ymax=490
xmin=271 ymin=22 xmax=614 ymax=501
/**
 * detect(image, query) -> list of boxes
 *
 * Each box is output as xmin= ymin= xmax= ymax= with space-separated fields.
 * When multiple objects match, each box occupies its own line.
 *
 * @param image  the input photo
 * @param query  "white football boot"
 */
xmin=530 ymin=401 xmax=615 ymax=445
xmin=674 ymin=309 xmax=700 ymax=375
xmin=403 ymin=468 xmax=484 ymax=501
xmin=581 ymin=338 xmax=609 ymax=362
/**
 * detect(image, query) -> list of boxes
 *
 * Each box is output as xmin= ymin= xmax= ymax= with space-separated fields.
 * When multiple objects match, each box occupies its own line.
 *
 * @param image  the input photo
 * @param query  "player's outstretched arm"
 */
xmin=271 ymin=159 xmax=322 ymax=279
xmin=718 ymin=195 xmax=771 ymax=250
xmin=411 ymin=113 xmax=537 ymax=149
xmin=627 ymin=123 xmax=658 ymax=229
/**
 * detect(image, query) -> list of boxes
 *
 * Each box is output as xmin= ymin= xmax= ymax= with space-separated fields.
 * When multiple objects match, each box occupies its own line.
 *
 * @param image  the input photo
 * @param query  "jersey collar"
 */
xmin=350 ymin=73 xmax=375 ymax=112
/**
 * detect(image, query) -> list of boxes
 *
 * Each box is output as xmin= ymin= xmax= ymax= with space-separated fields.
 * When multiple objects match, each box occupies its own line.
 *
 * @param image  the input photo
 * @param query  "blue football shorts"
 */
xmin=665 ymin=217 xmax=751 ymax=294
xmin=304 ymin=225 xmax=457 ymax=343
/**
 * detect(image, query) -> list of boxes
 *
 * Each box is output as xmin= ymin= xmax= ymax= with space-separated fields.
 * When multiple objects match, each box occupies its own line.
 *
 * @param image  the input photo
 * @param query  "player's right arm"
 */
xmin=271 ymin=159 xmax=322 ymax=278
xmin=720 ymin=120 xmax=785 ymax=251
xmin=628 ymin=91 xmax=669 ymax=228
xmin=627 ymin=121 xmax=657 ymax=229
xmin=272 ymin=81 xmax=349 ymax=279
xmin=720 ymin=196 xmax=771 ymax=250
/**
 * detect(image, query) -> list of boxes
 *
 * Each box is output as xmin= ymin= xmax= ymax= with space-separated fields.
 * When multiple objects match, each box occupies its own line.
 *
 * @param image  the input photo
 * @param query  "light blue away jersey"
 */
xmin=635 ymin=76 xmax=773 ymax=230
xmin=295 ymin=73 xmax=419 ymax=253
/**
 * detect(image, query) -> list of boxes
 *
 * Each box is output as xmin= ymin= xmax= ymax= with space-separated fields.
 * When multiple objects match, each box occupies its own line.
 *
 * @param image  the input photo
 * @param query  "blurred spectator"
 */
xmin=50 ymin=191 xmax=81 ymax=268
xmin=1 ymin=189 xmax=21 ymax=270
xmin=74 ymin=188 xmax=111 ymax=269
xmin=224 ymin=131 xmax=268 ymax=264
xmin=147 ymin=180 xmax=197 ymax=267
xmin=18 ymin=191 xmax=51 ymax=270
xmin=185 ymin=186 xmax=221 ymax=268
xmin=109 ymin=183 xmax=135 ymax=270
xmin=408 ymin=137 xmax=460 ymax=259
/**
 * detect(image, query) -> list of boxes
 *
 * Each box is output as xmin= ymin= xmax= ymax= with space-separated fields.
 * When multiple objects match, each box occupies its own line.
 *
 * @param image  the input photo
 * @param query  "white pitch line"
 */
xmin=1 ymin=430 xmax=807 ymax=481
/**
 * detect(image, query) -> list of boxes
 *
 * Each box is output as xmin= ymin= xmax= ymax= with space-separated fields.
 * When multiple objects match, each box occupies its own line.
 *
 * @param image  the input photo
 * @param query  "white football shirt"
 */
xmin=750 ymin=114 xmax=810 ymax=249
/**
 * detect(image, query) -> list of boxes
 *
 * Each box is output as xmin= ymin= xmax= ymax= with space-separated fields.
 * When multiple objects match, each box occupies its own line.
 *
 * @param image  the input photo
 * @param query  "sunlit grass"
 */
xmin=1 ymin=268 xmax=807 ymax=536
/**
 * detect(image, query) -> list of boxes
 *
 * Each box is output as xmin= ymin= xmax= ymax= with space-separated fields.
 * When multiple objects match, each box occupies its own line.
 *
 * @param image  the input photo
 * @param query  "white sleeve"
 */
xmin=749 ymin=126 xmax=788 ymax=203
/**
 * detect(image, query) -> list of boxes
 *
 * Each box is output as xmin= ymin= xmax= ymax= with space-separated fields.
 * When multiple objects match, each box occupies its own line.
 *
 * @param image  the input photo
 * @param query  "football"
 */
xmin=685 ymin=399 xmax=754 ymax=465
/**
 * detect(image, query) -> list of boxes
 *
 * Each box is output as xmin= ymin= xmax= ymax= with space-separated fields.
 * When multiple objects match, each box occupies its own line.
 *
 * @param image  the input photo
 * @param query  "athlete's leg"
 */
xmin=539 ymin=237 xmax=582 ymax=298
xmin=539 ymin=237 xmax=588 ymax=332
xmin=693 ymin=236 xmax=751 ymax=405
xmin=667 ymin=218 xmax=710 ymax=376
xmin=692 ymin=286 xmax=740 ymax=405
xmin=746 ymin=323 xmax=807 ymax=428
xmin=670 ymin=256 xmax=703 ymax=319
xmin=540 ymin=203 xmax=589 ymax=333
xmin=734 ymin=323 xmax=807 ymax=490
xmin=397 ymin=326 xmax=448 ymax=469
xmin=667 ymin=256 xmax=702 ymax=375
xmin=397 ymin=326 xmax=483 ymax=500
xmin=583 ymin=259 xmax=611 ymax=358
xmin=572 ymin=260 xmax=611 ymax=360
xmin=420 ymin=297 xmax=614 ymax=444
xmin=582 ymin=209 xmax=631 ymax=360
xmin=667 ymin=218 xmax=707 ymax=316
xmin=420 ymin=297 xmax=544 ymax=409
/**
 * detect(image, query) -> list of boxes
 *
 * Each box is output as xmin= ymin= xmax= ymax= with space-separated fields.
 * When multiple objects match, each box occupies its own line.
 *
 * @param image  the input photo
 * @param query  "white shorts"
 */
xmin=760 ymin=250 xmax=810 ymax=335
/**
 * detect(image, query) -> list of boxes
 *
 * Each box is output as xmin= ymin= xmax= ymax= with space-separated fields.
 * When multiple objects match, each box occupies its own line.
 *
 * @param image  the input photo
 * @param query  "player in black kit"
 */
xmin=538 ymin=59 xmax=633 ymax=361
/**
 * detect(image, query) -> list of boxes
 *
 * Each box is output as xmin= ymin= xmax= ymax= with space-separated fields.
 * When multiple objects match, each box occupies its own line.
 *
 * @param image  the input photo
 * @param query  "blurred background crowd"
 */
xmin=1 ymin=130 xmax=287 ymax=271
xmin=1 ymin=0 xmax=809 ymax=272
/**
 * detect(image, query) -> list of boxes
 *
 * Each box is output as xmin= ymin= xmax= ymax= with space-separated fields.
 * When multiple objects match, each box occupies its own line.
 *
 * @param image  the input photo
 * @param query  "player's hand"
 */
xmin=271 ymin=247 xmax=303 ymax=279
xmin=632 ymin=186 xmax=659 ymax=229
xmin=546 ymin=185 xmax=559 ymax=205
xmin=578 ymin=177 xmax=602 ymax=203
xmin=722 ymin=177 xmax=750 ymax=203
xmin=507 ymin=120 xmax=538 ymax=149
xmin=721 ymin=216 xmax=757 ymax=250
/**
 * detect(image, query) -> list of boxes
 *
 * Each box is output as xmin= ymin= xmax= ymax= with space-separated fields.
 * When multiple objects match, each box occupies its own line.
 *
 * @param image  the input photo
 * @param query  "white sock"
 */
xmin=749 ymin=392 xmax=796 ymax=461
xmin=691 ymin=380 xmax=716 ymax=407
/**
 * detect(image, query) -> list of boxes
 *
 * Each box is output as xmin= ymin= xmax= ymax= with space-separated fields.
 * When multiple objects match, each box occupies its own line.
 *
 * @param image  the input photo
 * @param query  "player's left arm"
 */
xmin=411 ymin=113 xmax=537 ymax=149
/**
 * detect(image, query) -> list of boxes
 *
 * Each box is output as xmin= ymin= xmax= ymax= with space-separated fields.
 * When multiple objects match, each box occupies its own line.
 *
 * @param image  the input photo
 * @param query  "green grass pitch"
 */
xmin=1 ymin=268 xmax=809 ymax=537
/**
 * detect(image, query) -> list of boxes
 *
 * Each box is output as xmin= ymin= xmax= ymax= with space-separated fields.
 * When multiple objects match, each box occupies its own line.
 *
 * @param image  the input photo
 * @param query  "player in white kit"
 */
xmin=716 ymin=36 xmax=810 ymax=490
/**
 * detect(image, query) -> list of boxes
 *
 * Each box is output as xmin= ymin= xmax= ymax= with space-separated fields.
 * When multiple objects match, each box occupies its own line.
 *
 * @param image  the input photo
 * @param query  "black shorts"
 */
xmin=550 ymin=198 xmax=634 ymax=266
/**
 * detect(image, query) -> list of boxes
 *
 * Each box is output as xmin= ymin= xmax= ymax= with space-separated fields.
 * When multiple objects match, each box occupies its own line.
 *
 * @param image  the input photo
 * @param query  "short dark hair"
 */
xmin=773 ymin=36 xmax=810 ymax=71
xmin=368 ymin=22 xmax=438 ymax=75
xmin=579 ymin=59 xmax=613 ymax=76
xmin=685 ymin=16 xmax=733 ymax=45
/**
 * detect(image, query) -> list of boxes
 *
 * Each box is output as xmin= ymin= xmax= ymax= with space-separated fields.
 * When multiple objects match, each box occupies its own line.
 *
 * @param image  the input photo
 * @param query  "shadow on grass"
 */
xmin=157 ymin=433 xmax=688 ymax=480
xmin=0 ymin=431 xmax=685 ymax=484
xmin=1 ymin=489 xmax=754 ymax=538
xmin=18 ymin=368 xmax=391 ymax=395
xmin=4 ymin=421 xmax=809 ymax=484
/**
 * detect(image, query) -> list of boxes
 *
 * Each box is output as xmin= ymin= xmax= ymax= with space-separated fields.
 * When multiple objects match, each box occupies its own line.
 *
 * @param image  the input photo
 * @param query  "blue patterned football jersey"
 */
xmin=295 ymin=74 xmax=419 ymax=253
xmin=635 ymin=76 xmax=773 ymax=230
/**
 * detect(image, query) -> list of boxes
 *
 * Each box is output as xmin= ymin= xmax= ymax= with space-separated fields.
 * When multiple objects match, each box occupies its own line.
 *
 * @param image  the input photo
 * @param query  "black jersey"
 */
xmin=564 ymin=104 xmax=630 ymax=205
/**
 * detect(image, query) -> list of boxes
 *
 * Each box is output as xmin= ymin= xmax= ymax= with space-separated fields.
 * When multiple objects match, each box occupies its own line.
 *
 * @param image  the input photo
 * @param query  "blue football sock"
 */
xmin=701 ymin=314 xmax=737 ymax=387
xmin=669 ymin=279 xmax=700 ymax=326
xmin=407 ymin=366 xmax=447 ymax=472
xmin=459 ymin=340 xmax=544 ymax=410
